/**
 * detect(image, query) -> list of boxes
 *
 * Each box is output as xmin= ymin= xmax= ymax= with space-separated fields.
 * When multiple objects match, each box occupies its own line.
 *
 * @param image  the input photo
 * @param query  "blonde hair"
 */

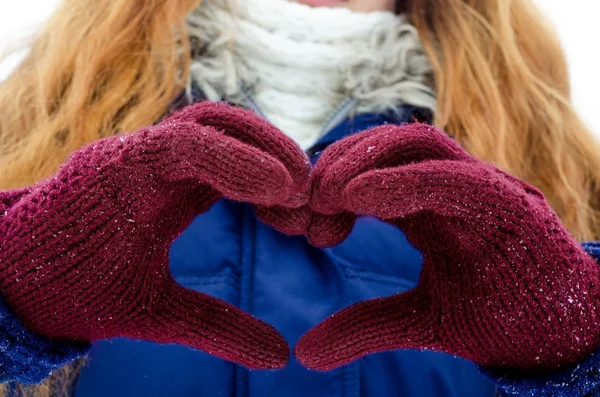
xmin=0 ymin=0 xmax=199 ymax=189
xmin=0 ymin=0 xmax=199 ymax=395
xmin=1 ymin=0 xmax=599 ymax=395
xmin=403 ymin=0 xmax=600 ymax=240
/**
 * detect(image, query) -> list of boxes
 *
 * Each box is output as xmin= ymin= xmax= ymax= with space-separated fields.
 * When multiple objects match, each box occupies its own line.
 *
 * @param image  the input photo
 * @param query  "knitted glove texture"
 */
xmin=0 ymin=102 xmax=311 ymax=370
xmin=295 ymin=123 xmax=600 ymax=371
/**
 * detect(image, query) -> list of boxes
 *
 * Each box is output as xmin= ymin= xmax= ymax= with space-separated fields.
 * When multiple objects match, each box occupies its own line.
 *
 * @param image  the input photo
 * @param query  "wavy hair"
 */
xmin=400 ymin=0 xmax=600 ymax=240
xmin=1 ymin=0 xmax=599 ymax=395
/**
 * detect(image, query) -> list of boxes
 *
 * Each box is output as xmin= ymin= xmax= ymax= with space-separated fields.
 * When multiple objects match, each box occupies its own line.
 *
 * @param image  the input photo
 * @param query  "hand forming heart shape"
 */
xmin=294 ymin=122 xmax=600 ymax=373
xmin=1 ymin=101 xmax=598 ymax=376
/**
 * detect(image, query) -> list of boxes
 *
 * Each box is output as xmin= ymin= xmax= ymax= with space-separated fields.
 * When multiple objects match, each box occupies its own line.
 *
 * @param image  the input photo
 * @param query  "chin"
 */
xmin=293 ymin=0 xmax=395 ymax=12
xmin=294 ymin=0 xmax=349 ymax=7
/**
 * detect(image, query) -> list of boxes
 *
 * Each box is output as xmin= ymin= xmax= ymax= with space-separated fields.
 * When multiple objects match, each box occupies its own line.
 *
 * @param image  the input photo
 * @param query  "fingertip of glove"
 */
xmin=307 ymin=216 xmax=355 ymax=248
xmin=259 ymin=169 xmax=295 ymax=207
xmin=309 ymin=183 xmax=344 ymax=216
xmin=342 ymin=173 xmax=388 ymax=217
xmin=254 ymin=205 xmax=311 ymax=236
xmin=307 ymin=235 xmax=346 ymax=249
xmin=293 ymin=333 xmax=340 ymax=372
xmin=266 ymin=343 xmax=291 ymax=370
xmin=243 ymin=325 xmax=290 ymax=370
xmin=165 ymin=101 xmax=238 ymax=124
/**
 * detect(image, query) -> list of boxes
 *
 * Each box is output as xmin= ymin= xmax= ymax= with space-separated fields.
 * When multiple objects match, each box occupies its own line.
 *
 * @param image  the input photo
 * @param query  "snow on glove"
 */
xmin=296 ymin=123 xmax=600 ymax=371
xmin=0 ymin=101 xmax=309 ymax=370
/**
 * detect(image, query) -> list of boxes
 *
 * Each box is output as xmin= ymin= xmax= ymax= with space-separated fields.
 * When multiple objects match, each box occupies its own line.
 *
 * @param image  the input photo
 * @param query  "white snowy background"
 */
xmin=0 ymin=1 xmax=598 ymax=136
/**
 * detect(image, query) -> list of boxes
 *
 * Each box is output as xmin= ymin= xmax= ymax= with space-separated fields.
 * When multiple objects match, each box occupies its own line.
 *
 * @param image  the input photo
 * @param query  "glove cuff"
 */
xmin=481 ymin=350 xmax=600 ymax=397
xmin=480 ymin=241 xmax=600 ymax=396
xmin=0 ymin=294 xmax=90 ymax=384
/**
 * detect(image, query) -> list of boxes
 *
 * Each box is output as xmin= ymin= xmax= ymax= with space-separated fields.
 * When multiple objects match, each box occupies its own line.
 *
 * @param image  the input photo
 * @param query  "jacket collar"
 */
xmin=307 ymin=104 xmax=433 ymax=161
xmin=171 ymin=88 xmax=433 ymax=161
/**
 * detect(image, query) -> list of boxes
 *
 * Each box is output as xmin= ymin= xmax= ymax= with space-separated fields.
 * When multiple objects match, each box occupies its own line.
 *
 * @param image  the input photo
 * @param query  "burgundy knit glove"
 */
xmin=0 ymin=102 xmax=310 ymax=369
xmin=296 ymin=123 xmax=600 ymax=371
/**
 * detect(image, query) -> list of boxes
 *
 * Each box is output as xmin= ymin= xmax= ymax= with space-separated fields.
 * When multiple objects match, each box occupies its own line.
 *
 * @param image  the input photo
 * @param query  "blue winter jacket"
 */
xmin=2 ymin=102 xmax=600 ymax=397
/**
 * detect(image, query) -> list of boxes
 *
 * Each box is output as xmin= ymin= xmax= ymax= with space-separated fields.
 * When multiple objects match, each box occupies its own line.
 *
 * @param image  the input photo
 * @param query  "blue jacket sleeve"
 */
xmin=0 ymin=295 xmax=90 ymax=384
xmin=481 ymin=241 xmax=600 ymax=397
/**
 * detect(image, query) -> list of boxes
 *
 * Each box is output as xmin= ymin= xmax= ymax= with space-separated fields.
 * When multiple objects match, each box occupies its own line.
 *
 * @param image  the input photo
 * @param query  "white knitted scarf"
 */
xmin=186 ymin=0 xmax=436 ymax=149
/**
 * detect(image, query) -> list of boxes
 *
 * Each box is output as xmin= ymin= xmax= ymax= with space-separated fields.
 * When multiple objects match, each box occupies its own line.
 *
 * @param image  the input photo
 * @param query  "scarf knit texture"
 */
xmin=186 ymin=0 xmax=436 ymax=149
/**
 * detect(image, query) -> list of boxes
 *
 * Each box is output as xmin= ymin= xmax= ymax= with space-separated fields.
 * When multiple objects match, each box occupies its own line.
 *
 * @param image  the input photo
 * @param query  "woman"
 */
xmin=0 ymin=0 xmax=599 ymax=396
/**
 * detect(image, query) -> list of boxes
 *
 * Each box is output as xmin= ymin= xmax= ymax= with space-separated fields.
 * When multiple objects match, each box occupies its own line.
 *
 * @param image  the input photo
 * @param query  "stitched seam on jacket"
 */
xmin=326 ymin=250 xmax=421 ymax=288
xmin=234 ymin=204 xmax=255 ymax=397
xmin=176 ymin=279 xmax=238 ymax=289
xmin=174 ymin=272 xmax=240 ymax=289
xmin=344 ymin=271 xmax=416 ymax=289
